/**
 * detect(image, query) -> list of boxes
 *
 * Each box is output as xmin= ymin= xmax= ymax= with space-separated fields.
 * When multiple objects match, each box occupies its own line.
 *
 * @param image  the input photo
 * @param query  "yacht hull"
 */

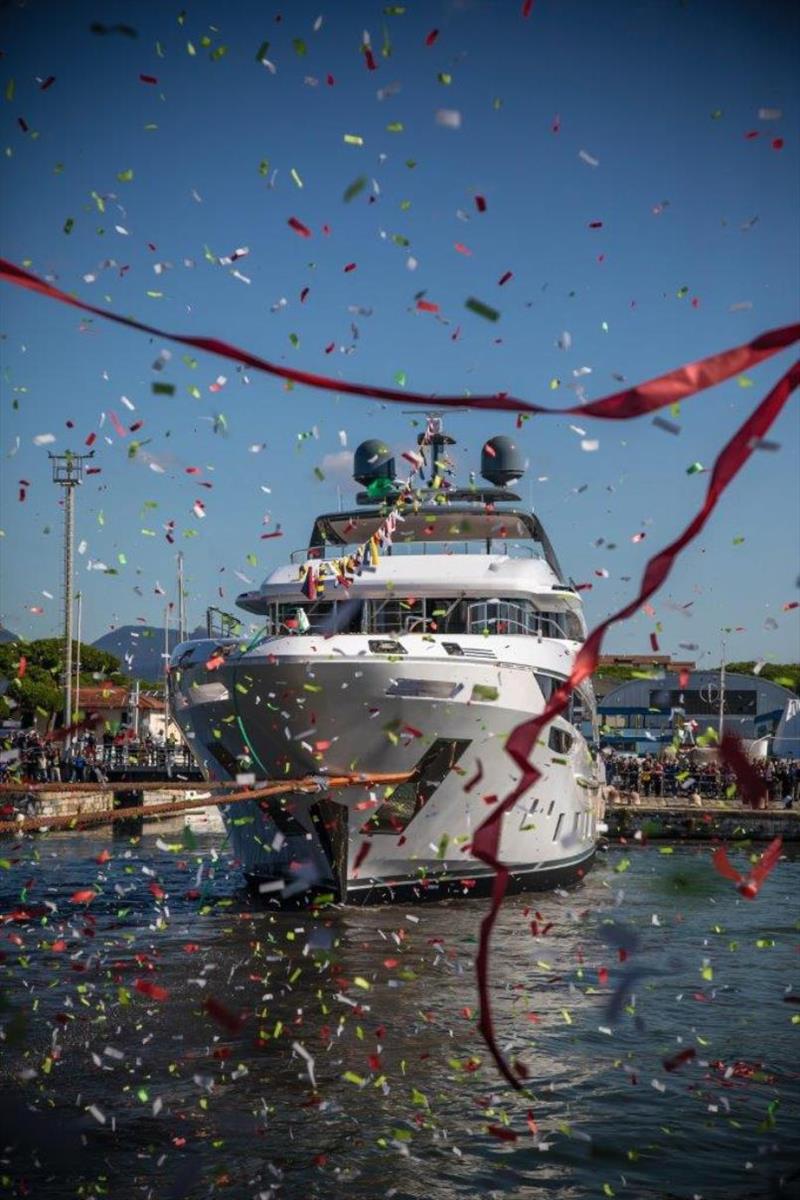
xmin=170 ymin=636 xmax=603 ymax=904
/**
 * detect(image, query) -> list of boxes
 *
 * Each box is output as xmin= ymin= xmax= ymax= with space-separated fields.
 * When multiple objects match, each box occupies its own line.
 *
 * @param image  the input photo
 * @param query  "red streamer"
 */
xmin=472 ymin=359 xmax=799 ymax=1089
xmin=0 ymin=258 xmax=796 ymax=420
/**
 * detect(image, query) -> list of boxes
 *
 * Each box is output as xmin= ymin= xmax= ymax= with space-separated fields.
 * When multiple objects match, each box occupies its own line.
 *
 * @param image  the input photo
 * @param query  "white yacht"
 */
xmin=169 ymin=423 xmax=604 ymax=903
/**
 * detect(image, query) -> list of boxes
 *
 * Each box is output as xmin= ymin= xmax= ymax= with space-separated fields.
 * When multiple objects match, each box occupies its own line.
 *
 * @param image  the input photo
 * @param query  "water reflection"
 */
xmin=1 ymin=825 xmax=798 ymax=1198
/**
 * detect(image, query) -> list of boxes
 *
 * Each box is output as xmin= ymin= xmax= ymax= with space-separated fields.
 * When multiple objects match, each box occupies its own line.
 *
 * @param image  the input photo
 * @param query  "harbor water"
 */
xmin=1 ymin=824 xmax=798 ymax=1199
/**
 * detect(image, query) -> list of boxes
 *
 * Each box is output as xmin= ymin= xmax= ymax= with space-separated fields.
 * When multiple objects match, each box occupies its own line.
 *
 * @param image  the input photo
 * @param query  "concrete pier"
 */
xmin=606 ymin=800 xmax=800 ymax=842
xmin=9 ymin=787 xmax=197 ymax=829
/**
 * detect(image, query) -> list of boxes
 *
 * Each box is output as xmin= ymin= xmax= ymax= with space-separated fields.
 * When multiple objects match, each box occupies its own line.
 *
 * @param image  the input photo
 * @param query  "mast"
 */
xmin=177 ymin=551 xmax=186 ymax=642
xmin=163 ymin=602 xmax=171 ymax=737
xmin=718 ymin=634 xmax=726 ymax=744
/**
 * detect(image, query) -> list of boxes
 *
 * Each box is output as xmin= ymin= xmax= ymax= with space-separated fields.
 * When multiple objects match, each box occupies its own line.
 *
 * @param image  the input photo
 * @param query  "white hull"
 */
xmin=171 ymin=633 xmax=603 ymax=902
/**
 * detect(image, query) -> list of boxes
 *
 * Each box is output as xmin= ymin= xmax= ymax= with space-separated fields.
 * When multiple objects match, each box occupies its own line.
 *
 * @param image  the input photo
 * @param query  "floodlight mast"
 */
xmin=49 ymin=451 xmax=94 ymax=744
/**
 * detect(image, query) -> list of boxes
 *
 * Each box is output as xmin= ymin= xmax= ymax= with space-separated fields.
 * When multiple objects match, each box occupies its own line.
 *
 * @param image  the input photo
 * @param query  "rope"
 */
xmin=0 ymin=772 xmax=409 ymax=834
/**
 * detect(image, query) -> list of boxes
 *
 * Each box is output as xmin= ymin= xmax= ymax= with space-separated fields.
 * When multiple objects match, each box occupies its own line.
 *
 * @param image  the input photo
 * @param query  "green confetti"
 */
xmin=343 ymin=175 xmax=367 ymax=202
xmin=465 ymin=296 xmax=500 ymax=322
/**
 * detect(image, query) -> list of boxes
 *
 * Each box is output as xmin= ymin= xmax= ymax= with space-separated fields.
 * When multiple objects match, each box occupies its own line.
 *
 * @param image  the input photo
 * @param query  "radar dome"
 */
xmin=353 ymin=439 xmax=395 ymax=486
xmin=480 ymin=435 xmax=525 ymax=487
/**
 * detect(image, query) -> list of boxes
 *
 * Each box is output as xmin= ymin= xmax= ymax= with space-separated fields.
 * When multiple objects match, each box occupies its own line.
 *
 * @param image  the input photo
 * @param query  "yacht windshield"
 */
xmin=265 ymin=596 xmax=583 ymax=640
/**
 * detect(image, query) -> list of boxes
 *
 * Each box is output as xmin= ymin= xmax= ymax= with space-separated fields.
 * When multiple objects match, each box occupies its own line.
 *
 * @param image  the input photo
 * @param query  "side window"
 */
xmin=548 ymin=726 xmax=573 ymax=754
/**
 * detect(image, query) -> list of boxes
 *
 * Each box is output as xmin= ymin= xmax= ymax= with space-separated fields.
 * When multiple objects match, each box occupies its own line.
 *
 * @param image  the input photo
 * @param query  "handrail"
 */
xmin=289 ymin=541 xmax=542 ymax=564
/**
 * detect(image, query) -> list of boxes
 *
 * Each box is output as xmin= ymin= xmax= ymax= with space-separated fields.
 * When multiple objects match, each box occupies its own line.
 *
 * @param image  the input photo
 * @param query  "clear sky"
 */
xmin=1 ymin=0 xmax=798 ymax=668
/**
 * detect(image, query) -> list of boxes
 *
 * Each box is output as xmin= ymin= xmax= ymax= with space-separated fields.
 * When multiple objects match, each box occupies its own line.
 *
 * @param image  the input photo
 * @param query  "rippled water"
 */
xmin=1 ymin=822 xmax=798 ymax=1200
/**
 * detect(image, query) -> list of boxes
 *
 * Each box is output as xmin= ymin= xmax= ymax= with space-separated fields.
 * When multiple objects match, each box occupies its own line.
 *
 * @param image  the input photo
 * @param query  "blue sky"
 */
xmin=1 ymin=0 xmax=798 ymax=667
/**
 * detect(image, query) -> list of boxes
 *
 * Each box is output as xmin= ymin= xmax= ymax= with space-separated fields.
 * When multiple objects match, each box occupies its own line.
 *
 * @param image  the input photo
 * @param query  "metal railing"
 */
xmin=289 ymin=540 xmax=543 ymax=564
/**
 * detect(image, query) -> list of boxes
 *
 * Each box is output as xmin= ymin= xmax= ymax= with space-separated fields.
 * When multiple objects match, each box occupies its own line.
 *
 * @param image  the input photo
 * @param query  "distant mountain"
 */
xmin=92 ymin=624 xmax=206 ymax=681
xmin=0 ymin=627 xmax=19 ymax=644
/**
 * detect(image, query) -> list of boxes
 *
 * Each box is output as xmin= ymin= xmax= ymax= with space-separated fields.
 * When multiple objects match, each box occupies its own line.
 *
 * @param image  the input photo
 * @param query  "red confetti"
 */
xmin=487 ymin=1125 xmax=518 ymax=1142
xmin=663 ymin=1047 xmax=696 ymax=1072
xmin=288 ymin=216 xmax=312 ymax=238
xmin=204 ymin=996 xmax=245 ymax=1033
xmin=425 ymin=29 xmax=439 ymax=45
xmin=135 ymin=978 xmax=169 ymax=1001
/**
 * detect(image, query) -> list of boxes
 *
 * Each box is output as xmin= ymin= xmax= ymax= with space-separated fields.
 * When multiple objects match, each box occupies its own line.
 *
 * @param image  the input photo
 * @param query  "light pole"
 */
xmin=74 ymin=589 xmax=82 ymax=723
xmin=49 ymin=451 xmax=94 ymax=743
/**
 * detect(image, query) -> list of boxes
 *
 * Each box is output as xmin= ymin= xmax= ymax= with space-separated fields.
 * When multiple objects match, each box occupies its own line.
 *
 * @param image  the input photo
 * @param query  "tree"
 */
xmin=0 ymin=639 xmax=124 ymax=725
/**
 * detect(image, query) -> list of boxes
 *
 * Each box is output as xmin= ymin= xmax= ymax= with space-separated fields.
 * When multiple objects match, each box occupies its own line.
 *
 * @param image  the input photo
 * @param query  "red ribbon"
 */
xmin=0 ymin=257 xmax=797 ymax=419
xmin=472 ymin=359 xmax=799 ymax=1089
xmin=1 ymin=255 xmax=797 ymax=1088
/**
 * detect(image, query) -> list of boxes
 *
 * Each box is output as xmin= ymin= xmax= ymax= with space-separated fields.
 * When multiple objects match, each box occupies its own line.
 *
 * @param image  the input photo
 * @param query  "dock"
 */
xmin=605 ymin=799 xmax=800 ymax=842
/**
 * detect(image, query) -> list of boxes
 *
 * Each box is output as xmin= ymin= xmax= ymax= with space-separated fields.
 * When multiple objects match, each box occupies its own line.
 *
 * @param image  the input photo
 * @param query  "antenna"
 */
xmin=49 ymin=450 xmax=94 ymax=742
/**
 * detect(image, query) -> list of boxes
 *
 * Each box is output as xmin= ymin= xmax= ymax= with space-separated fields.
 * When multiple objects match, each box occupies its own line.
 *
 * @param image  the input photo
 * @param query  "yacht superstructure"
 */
xmin=170 ymin=423 xmax=604 ymax=903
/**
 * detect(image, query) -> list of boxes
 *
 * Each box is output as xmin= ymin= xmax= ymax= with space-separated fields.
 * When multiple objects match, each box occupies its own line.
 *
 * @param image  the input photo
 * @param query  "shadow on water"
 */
xmin=1 ymin=829 xmax=799 ymax=1199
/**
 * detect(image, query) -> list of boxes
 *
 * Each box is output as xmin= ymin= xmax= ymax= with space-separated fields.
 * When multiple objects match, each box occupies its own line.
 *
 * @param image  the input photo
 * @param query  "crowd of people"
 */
xmin=0 ymin=728 xmax=189 ymax=784
xmin=604 ymin=751 xmax=800 ymax=807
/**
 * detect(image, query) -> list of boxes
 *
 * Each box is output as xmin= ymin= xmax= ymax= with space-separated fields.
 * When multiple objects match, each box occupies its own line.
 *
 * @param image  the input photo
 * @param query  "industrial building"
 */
xmin=598 ymin=670 xmax=798 ymax=756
